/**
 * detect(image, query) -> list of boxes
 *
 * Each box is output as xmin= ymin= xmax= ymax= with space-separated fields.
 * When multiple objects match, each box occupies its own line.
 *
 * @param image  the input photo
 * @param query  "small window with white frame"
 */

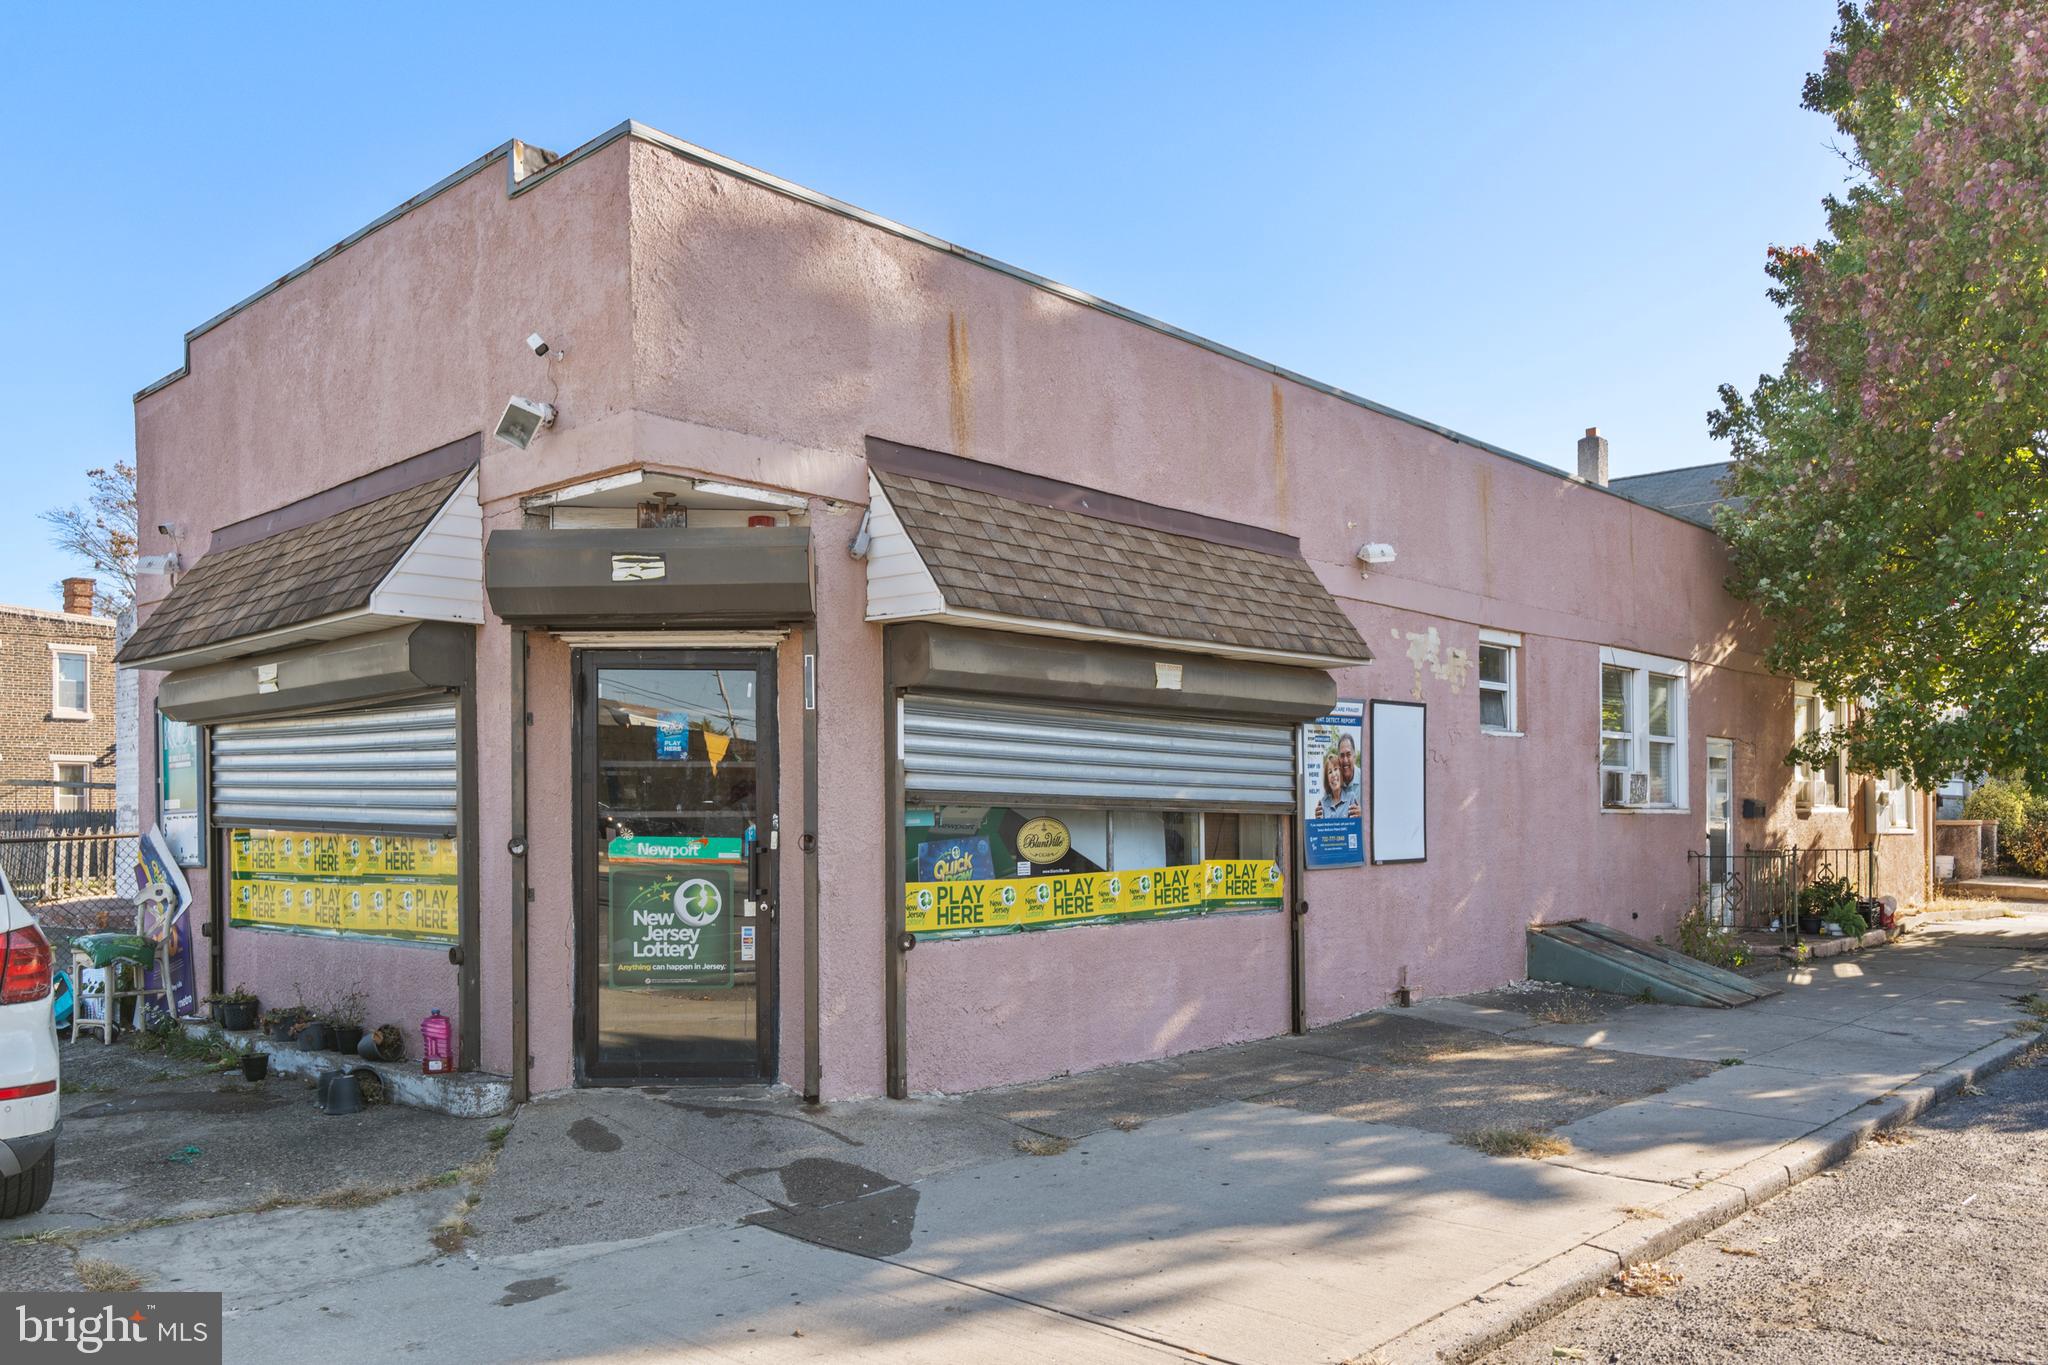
xmin=1478 ymin=629 xmax=1520 ymax=734
xmin=1875 ymin=769 xmax=1916 ymax=834
xmin=51 ymin=758 xmax=93 ymax=813
xmin=1793 ymin=684 xmax=1847 ymax=811
xmin=1599 ymin=647 xmax=1688 ymax=810
xmin=50 ymin=645 xmax=92 ymax=719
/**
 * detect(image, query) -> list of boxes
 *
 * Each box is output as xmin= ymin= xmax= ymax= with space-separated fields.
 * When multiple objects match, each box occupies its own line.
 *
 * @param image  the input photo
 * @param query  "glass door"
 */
xmin=576 ymin=651 xmax=776 ymax=1082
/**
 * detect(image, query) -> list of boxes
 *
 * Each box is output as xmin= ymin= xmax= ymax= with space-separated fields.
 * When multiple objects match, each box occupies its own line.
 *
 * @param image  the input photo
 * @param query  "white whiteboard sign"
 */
xmin=1371 ymin=701 xmax=1426 ymax=864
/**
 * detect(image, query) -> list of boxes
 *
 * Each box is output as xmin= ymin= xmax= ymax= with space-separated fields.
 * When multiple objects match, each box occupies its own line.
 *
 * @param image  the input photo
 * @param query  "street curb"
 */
xmin=1371 ymin=1031 xmax=2040 ymax=1363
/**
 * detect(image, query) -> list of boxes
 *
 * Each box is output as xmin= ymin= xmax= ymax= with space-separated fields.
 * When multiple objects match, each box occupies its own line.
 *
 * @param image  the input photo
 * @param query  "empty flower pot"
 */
xmin=239 ymin=1052 xmax=269 ymax=1082
xmin=319 ymin=1072 xmax=366 ymax=1116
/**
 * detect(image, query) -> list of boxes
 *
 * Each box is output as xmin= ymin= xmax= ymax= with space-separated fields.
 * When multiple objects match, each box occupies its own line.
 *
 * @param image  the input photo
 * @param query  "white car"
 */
xmin=0 ymin=861 xmax=58 ymax=1217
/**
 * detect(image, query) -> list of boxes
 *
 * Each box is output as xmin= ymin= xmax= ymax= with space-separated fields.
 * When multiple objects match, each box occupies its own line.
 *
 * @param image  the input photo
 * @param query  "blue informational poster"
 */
xmin=135 ymin=827 xmax=200 ymax=1018
xmin=916 ymin=836 xmax=994 ymax=883
xmin=655 ymin=711 xmax=690 ymax=760
xmin=1301 ymin=701 xmax=1366 ymax=869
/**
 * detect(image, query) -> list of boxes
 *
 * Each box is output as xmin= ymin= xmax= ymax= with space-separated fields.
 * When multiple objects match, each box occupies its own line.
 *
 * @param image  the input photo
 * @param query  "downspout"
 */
xmin=509 ymin=627 xmax=530 ymax=1105
xmin=802 ymin=624 xmax=822 ymax=1103
xmin=884 ymin=647 xmax=908 ymax=1099
xmin=457 ymin=673 xmax=482 ymax=1072
xmin=1290 ymin=724 xmax=1308 ymax=1035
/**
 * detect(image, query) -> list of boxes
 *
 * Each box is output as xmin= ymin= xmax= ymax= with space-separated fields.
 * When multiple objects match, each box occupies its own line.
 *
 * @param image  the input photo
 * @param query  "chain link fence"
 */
xmin=0 ymin=831 xmax=143 ymax=950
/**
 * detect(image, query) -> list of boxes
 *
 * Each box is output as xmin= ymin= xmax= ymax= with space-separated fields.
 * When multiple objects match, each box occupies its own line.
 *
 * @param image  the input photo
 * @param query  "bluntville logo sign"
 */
xmin=5 ymin=1294 xmax=221 ymax=1362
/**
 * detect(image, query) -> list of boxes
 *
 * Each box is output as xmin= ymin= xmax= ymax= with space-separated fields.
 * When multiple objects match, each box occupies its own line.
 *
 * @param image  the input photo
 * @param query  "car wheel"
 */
xmin=0 ymin=1147 xmax=55 ymax=1218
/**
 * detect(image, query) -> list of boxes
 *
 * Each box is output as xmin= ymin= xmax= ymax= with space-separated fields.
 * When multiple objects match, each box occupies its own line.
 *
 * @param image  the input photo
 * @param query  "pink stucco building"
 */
xmin=121 ymin=122 xmax=1932 ymax=1104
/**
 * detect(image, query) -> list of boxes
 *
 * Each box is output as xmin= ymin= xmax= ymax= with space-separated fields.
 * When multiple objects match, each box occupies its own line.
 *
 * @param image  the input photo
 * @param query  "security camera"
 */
xmin=526 ymin=333 xmax=551 ymax=357
xmin=494 ymin=396 xmax=556 ymax=450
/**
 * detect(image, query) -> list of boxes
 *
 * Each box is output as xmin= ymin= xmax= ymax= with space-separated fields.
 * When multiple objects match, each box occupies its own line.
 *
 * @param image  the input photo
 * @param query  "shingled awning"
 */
xmin=119 ymin=462 xmax=483 ymax=671
xmin=863 ymin=439 xmax=1369 ymax=669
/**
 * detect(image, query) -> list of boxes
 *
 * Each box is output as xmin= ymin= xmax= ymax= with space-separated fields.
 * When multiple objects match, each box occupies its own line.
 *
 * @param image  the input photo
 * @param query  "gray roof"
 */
xmin=872 ymin=460 xmax=1371 ymax=666
xmin=1609 ymin=463 xmax=1738 ymax=529
xmin=119 ymin=470 xmax=468 ymax=665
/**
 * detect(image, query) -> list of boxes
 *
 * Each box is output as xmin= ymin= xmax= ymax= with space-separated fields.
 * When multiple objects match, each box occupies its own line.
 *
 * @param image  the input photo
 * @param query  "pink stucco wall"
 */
xmin=130 ymin=125 xmax=1931 ymax=1102
xmin=131 ymin=140 xmax=635 ymax=1069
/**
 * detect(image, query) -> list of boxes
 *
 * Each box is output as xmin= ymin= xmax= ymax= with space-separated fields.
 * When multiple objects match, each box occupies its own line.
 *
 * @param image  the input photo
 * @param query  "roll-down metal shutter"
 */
xmin=902 ymin=694 xmax=1294 ymax=808
xmin=210 ymin=703 xmax=459 ymax=833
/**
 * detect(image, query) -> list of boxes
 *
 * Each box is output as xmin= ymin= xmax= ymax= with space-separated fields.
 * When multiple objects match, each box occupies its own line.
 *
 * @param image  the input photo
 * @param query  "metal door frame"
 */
xmin=572 ymin=647 xmax=779 ymax=1086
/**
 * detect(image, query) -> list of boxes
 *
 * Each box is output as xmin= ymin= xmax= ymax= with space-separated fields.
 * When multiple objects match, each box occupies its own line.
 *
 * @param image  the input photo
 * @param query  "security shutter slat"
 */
xmin=903 ymin=694 xmax=1293 ymax=808
xmin=211 ymin=702 xmax=459 ymax=833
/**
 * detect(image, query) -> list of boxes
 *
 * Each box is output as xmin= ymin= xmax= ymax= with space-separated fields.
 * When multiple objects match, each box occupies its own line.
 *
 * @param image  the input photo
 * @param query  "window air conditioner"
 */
xmin=1619 ymin=771 xmax=1653 ymax=808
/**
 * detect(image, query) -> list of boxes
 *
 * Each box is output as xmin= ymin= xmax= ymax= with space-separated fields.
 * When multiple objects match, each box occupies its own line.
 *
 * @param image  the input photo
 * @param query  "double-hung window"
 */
xmin=1478 ymin=629 xmax=1520 ymax=734
xmin=50 ymin=645 xmax=92 ymax=719
xmin=1599 ymin=648 xmax=1688 ymax=810
xmin=1793 ymin=685 xmax=1846 ymax=811
xmin=51 ymin=759 xmax=92 ymax=813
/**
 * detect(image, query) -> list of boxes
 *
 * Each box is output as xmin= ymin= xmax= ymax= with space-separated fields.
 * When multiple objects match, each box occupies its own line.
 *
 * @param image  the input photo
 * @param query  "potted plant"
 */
xmin=326 ymin=988 xmax=367 ymax=1057
xmin=262 ymin=1006 xmax=309 ymax=1042
xmin=292 ymin=1017 xmax=334 ymax=1052
xmin=208 ymin=986 xmax=261 ymax=1032
xmin=362 ymin=1024 xmax=404 ymax=1062
xmin=1827 ymin=902 xmax=1870 ymax=939
xmin=239 ymin=1052 xmax=269 ymax=1081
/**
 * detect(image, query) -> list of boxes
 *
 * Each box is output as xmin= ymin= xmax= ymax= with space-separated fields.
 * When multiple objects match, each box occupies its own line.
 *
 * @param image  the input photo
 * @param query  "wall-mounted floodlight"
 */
xmin=494 ymin=396 xmax=556 ymax=450
xmin=1357 ymin=542 xmax=1397 ymax=577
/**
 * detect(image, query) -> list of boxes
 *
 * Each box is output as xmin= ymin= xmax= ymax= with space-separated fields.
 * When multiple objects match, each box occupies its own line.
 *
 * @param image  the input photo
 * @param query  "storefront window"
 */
xmin=1202 ymin=812 xmax=1281 ymax=862
xmin=903 ymin=806 xmax=1285 ymax=940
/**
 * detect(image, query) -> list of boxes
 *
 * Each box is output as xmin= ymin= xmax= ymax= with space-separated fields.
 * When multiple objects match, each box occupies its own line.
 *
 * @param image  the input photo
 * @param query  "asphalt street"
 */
xmin=1481 ymin=1040 xmax=2048 ymax=1365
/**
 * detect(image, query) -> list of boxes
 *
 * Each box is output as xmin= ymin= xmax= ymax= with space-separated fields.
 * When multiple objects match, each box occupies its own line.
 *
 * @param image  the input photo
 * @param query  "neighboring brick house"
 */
xmin=0 ymin=578 xmax=116 ymax=820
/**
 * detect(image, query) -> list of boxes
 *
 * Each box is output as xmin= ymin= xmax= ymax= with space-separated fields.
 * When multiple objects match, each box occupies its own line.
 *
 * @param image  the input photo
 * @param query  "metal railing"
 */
xmin=1689 ymin=844 xmax=1879 ymax=946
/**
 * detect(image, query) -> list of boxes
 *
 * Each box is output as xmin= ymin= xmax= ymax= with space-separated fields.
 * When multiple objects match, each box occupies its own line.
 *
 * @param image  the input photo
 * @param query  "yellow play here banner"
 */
xmin=905 ymin=859 xmax=1282 ymax=938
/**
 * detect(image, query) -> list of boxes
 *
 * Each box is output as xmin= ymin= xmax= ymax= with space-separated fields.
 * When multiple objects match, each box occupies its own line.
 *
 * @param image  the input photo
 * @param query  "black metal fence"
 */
xmin=0 ymin=777 xmax=118 ymax=839
xmin=1689 ymin=844 xmax=1880 ymax=946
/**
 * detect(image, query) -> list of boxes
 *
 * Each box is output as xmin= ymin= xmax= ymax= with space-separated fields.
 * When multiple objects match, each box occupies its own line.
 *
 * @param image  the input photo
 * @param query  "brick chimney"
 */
xmin=1576 ymin=427 xmax=1609 ymax=486
xmin=61 ymin=577 xmax=96 ymax=617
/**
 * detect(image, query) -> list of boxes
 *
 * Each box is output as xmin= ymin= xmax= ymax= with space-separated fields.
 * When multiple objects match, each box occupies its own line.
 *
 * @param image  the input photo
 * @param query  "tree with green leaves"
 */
xmin=1712 ymin=1 xmax=2048 ymax=786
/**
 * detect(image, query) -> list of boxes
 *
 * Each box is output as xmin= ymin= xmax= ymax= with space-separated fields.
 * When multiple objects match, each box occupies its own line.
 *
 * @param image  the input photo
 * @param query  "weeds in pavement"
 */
xmin=1527 ymin=998 xmax=1605 ymax=1026
xmin=2008 ymin=1019 xmax=2043 ymax=1037
xmin=1869 ymin=1128 xmax=1915 ymax=1146
xmin=1718 ymin=1058 xmax=1744 ymax=1067
xmin=1634 ymin=988 xmax=1657 ymax=1005
xmin=75 ymin=1258 xmax=142 ymax=1292
xmin=11 ymin=1156 xmax=504 ymax=1253
xmin=1013 ymin=1135 xmax=1073 ymax=1157
xmin=59 ymin=1079 xmax=115 ymax=1095
xmin=1109 ymin=1117 xmax=1144 ymax=1132
xmin=1604 ymin=1261 xmax=1682 ymax=1297
xmin=486 ymin=1123 xmax=513 ymax=1151
xmin=2017 ymin=993 xmax=2048 ymax=1020
xmin=431 ymin=1195 xmax=478 ymax=1255
xmin=1456 ymin=1128 xmax=1571 ymax=1159
xmin=130 ymin=1020 xmax=236 ymax=1067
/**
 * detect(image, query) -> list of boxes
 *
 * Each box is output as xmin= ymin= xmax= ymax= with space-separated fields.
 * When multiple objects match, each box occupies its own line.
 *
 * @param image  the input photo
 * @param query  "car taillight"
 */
xmin=0 ymin=924 xmax=53 ymax=1005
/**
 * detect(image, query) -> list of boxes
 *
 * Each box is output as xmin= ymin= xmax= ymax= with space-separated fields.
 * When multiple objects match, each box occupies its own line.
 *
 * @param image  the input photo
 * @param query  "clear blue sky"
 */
xmin=0 ymin=1 xmax=1845 ymax=609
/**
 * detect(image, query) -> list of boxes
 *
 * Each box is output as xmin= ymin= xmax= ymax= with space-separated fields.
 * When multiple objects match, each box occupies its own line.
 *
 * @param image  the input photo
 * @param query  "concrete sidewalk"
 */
xmin=75 ymin=914 xmax=2048 ymax=1364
